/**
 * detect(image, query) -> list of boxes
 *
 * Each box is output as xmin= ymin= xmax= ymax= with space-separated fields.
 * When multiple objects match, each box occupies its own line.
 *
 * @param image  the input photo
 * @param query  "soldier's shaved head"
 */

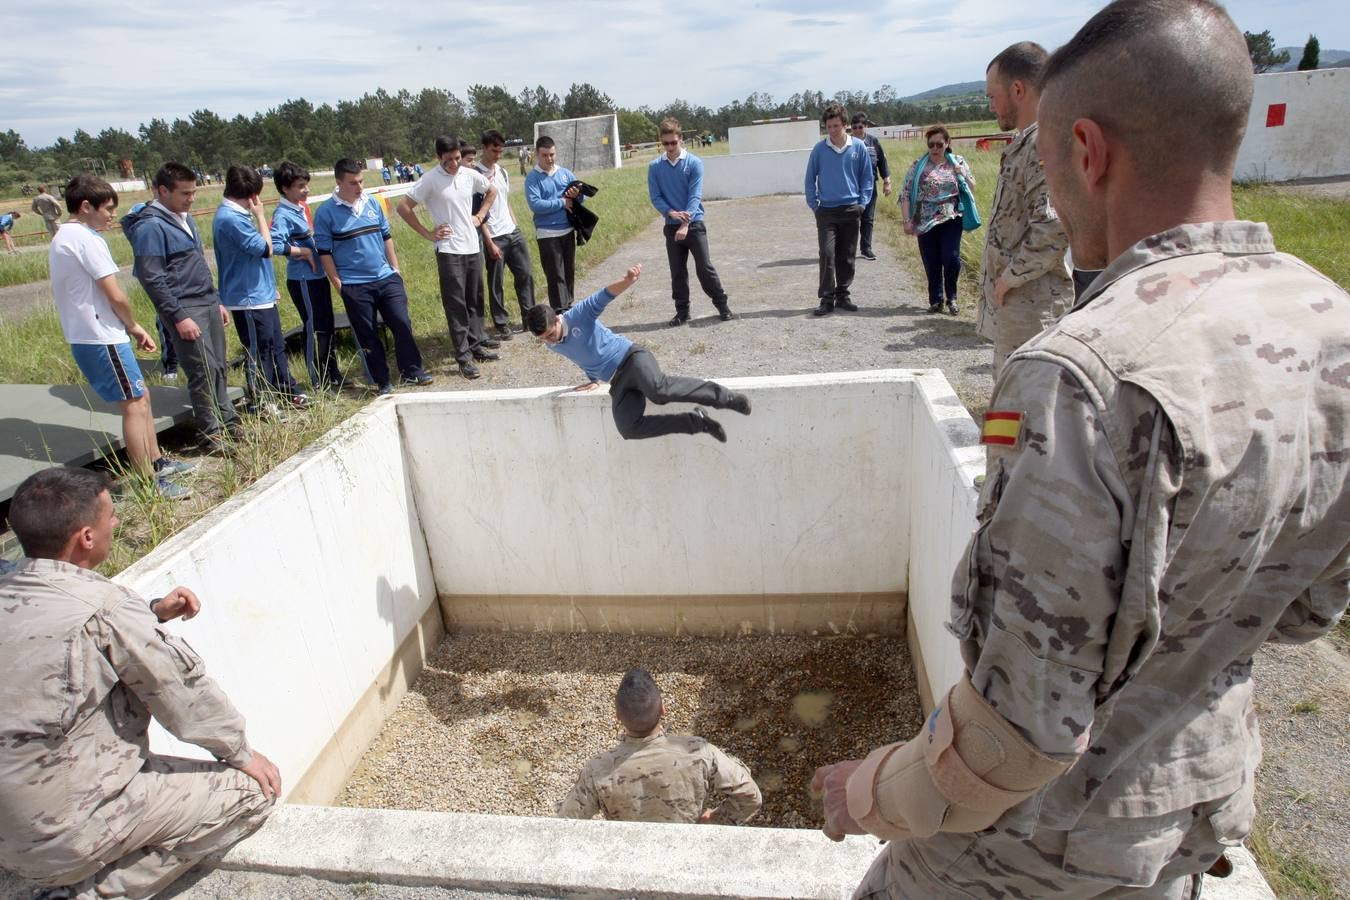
xmin=1039 ymin=0 xmax=1252 ymax=178
xmin=615 ymin=668 xmax=663 ymax=735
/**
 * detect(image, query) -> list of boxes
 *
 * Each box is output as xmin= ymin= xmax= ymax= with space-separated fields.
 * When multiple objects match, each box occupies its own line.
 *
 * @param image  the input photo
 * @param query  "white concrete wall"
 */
xmin=1235 ymin=68 xmax=1350 ymax=182
xmin=703 ymin=148 xmax=812 ymax=200
xmin=905 ymin=372 xmax=984 ymax=704
xmin=729 ymin=121 xmax=820 ymax=155
xmin=398 ymin=372 xmax=913 ymax=605
xmin=535 ymin=114 xmax=622 ymax=171
xmin=115 ymin=401 xmax=437 ymax=799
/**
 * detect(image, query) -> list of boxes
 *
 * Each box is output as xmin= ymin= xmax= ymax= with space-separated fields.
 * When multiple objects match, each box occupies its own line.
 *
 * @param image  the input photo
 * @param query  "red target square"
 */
xmin=1266 ymin=103 xmax=1287 ymax=127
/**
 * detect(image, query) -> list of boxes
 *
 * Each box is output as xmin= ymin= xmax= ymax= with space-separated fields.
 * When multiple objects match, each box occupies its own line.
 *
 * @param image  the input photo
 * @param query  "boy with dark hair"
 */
xmin=558 ymin=668 xmax=762 ymax=823
xmin=271 ymin=160 xmax=341 ymax=392
xmin=397 ymin=135 xmax=499 ymax=380
xmin=525 ymin=135 xmax=583 ymax=311
xmin=526 ymin=263 xmax=751 ymax=442
xmin=314 ymin=159 xmax=432 ymax=395
xmin=49 ymin=175 xmax=192 ymax=498
xmin=803 ymin=104 xmax=874 ymax=316
xmin=477 ymin=129 xmax=536 ymax=339
xmin=122 ymin=162 xmax=240 ymax=448
xmin=214 ymin=164 xmax=306 ymax=414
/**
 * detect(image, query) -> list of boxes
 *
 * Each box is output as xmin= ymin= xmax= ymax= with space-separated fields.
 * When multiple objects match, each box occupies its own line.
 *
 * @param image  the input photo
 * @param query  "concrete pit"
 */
xmin=337 ymin=632 xmax=923 ymax=827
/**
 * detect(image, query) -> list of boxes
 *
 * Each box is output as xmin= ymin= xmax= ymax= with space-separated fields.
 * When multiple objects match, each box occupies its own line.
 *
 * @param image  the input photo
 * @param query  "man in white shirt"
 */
xmin=48 ymin=175 xmax=192 ymax=499
xmin=397 ymin=135 xmax=501 ymax=380
xmin=475 ymin=130 xmax=537 ymax=340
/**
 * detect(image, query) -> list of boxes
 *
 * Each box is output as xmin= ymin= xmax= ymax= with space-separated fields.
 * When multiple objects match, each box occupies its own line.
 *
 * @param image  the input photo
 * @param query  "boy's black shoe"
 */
xmin=694 ymin=408 xmax=727 ymax=443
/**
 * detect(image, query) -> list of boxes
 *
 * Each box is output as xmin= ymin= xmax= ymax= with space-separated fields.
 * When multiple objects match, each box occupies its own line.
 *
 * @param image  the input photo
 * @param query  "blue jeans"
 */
xmin=917 ymin=217 xmax=963 ymax=306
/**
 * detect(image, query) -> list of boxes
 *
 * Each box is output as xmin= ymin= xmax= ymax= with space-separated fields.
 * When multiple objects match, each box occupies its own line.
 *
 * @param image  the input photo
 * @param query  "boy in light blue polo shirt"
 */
xmin=525 ymin=264 xmax=751 ymax=442
xmin=803 ymin=103 xmax=875 ymax=316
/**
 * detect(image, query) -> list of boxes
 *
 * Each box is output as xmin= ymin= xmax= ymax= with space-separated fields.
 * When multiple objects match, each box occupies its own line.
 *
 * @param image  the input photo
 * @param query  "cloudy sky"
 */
xmin=4 ymin=0 xmax=1346 ymax=147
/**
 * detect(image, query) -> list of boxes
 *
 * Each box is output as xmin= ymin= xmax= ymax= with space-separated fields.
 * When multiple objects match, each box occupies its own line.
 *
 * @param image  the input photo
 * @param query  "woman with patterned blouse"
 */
xmin=900 ymin=125 xmax=976 ymax=314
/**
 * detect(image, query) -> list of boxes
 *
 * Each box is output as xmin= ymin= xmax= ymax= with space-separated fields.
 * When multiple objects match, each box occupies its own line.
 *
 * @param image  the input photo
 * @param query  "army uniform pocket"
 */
xmin=158 ymin=630 xmax=204 ymax=676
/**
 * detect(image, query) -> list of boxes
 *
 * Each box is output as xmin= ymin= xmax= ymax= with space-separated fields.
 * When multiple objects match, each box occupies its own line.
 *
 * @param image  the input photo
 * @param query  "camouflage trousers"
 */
xmin=848 ymin=799 xmax=1244 ymax=899
xmin=46 ymin=756 xmax=274 ymax=899
xmin=986 ymin=280 xmax=1073 ymax=383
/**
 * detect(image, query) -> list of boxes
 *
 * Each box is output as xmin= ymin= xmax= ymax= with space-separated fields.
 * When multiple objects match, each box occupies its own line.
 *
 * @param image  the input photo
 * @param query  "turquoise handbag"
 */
xmin=947 ymin=151 xmax=981 ymax=232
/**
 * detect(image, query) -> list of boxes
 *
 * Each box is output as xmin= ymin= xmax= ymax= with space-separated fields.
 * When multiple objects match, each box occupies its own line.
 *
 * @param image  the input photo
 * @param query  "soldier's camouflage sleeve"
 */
xmin=92 ymin=594 xmax=252 ymax=767
xmin=999 ymin=153 xmax=1069 ymax=291
xmin=952 ymin=357 xmax=1131 ymax=759
xmin=1266 ymin=550 xmax=1349 ymax=644
xmin=557 ymin=767 xmax=601 ymax=819
xmin=705 ymin=744 xmax=762 ymax=824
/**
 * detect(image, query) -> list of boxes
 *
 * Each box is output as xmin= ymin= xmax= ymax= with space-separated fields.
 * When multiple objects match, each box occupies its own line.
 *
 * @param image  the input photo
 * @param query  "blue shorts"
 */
xmin=70 ymin=342 xmax=147 ymax=402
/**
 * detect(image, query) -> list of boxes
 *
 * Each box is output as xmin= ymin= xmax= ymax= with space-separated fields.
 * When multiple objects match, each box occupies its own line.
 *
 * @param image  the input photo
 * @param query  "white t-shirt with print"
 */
xmin=408 ymin=164 xmax=492 ymax=255
xmin=49 ymin=222 xmax=127 ymax=345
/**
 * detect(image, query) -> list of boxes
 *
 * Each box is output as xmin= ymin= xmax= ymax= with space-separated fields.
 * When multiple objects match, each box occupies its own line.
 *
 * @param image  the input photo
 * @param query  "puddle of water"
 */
xmin=792 ymin=690 xmax=833 ymax=727
xmin=759 ymin=772 xmax=784 ymax=792
xmin=777 ymin=736 xmax=802 ymax=753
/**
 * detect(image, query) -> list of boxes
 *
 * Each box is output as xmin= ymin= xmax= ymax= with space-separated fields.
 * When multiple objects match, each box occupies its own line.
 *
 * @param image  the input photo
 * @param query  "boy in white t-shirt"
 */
xmin=395 ymin=133 xmax=500 ymax=380
xmin=48 ymin=175 xmax=193 ymax=499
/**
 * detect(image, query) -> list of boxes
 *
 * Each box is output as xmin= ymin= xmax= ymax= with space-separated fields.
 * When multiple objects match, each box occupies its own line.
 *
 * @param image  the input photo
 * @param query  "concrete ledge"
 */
xmin=218 ymin=805 xmax=882 ymax=899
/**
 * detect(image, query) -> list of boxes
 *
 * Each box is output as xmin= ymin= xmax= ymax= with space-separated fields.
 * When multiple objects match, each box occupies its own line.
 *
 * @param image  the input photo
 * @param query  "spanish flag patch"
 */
xmin=982 ymin=410 xmax=1024 ymax=447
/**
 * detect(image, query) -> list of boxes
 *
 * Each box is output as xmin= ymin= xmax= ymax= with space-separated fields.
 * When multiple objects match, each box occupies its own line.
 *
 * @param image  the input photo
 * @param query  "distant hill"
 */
xmin=903 ymin=81 xmax=985 ymax=103
xmin=1273 ymin=47 xmax=1350 ymax=71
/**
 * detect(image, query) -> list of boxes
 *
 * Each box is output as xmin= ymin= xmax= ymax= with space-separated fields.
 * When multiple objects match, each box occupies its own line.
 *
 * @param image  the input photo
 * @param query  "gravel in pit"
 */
xmin=337 ymin=631 xmax=924 ymax=829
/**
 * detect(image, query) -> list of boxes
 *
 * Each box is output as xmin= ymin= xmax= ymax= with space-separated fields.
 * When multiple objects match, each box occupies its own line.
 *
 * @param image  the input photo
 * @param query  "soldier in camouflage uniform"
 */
xmin=0 ymin=468 xmax=279 ymax=899
xmin=558 ymin=668 xmax=762 ymax=824
xmin=813 ymin=2 xmax=1348 ymax=897
xmin=978 ymin=42 xmax=1074 ymax=383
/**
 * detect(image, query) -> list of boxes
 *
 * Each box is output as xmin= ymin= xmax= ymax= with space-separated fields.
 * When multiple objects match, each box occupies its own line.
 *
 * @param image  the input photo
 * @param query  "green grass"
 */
xmin=1249 ymin=816 xmax=1340 ymax=899
xmin=1233 ymin=185 xmax=1350 ymax=288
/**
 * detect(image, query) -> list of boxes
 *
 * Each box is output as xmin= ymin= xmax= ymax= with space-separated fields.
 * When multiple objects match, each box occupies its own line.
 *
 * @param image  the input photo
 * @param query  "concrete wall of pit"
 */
xmin=112 ymin=371 xmax=982 ymax=807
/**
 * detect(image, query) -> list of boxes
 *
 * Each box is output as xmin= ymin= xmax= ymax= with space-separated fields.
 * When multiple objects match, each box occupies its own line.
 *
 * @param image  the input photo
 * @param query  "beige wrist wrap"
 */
xmin=845 ymin=675 xmax=1072 ymax=840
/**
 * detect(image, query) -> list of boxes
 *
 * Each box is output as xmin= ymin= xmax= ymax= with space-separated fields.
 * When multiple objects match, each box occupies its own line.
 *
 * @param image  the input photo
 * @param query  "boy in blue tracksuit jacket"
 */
xmin=525 ymin=135 xmax=583 ymax=312
xmin=524 ymin=263 xmax=751 ymax=442
xmin=312 ymin=158 xmax=431 ymax=394
xmin=213 ymin=164 xmax=304 ymax=413
xmin=647 ymin=117 xmax=734 ymax=327
xmin=803 ymin=104 xmax=875 ymax=316
xmin=122 ymin=162 xmax=240 ymax=444
xmin=270 ymin=161 xmax=340 ymax=391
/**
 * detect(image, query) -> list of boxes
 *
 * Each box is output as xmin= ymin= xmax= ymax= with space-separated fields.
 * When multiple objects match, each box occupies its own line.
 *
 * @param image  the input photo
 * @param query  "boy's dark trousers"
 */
xmin=337 ymin=273 xmax=425 ymax=388
xmin=608 ymin=347 xmax=734 ymax=440
xmin=483 ymin=228 xmax=535 ymax=327
xmin=663 ymin=221 xmax=728 ymax=318
xmin=436 ymin=251 xmax=487 ymax=365
xmin=286 ymin=277 xmax=340 ymax=388
xmin=815 ymin=204 xmax=863 ymax=306
xmin=231 ymin=306 xmax=298 ymax=409
xmin=164 ymin=298 xmax=239 ymax=438
xmin=536 ymin=234 xmax=576 ymax=311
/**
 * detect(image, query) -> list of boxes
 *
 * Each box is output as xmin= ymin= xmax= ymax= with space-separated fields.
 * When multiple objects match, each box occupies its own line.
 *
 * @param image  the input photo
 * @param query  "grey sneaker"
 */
xmin=155 ymin=477 xmax=192 ymax=500
xmin=153 ymin=456 xmax=195 ymax=478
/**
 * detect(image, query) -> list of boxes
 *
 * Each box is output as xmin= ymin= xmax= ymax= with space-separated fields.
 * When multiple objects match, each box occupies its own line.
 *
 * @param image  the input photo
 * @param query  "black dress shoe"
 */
xmin=458 ymin=362 xmax=481 ymax=379
xmin=860 ymin=250 xmax=877 ymax=260
xmin=836 ymin=299 xmax=859 ymax=312
xmin=479 ymin=337 xmax=502 ymax=349
xmin=716 ymin=306 xmax=736 ymax=321
xmin=694 ymin=408 xmax=727 ymax=443
xmin=493 ymin=325 xmax=514 ymax=340
xmin=401 ymin=373 xmax=434 ymax=386
xmin=669 ymin=313 xmax=690 ymax=327
xmin=726 ymin=392 xmax=752 ymax=415
xmin=472 ymin=349 xmax=500 ymax=361
xmin=813 ymin=303 xmax=833 ymax=317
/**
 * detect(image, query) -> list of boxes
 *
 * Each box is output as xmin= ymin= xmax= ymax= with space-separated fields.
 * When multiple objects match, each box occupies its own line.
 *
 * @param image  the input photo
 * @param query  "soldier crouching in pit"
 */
xmin=0 ymin=467 xmax=280 ymax=899
xmin=558 ymin=668 xmax=763 ymax=824
xmin=812 ymin=1 xmax=1349 ymax=897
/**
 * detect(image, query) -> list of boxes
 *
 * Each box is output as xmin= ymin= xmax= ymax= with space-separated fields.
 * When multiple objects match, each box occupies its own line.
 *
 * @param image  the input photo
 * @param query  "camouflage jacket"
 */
xmin=557 ymin=729 xmax=762 ymax=824
xmin=957 ymin=221 xmax=1348 ymax=838
xmin=977 ymin=122 xmax=1073 ymax=340
xmin=0 ymin=559 xmax=251 ymax=880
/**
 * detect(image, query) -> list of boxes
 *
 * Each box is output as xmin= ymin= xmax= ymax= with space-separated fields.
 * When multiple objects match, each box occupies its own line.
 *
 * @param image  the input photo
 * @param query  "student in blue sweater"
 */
xmin=525 ymin=136 xmax=583 ymax=312
xmin=803 ymin=104 xmax=875 ymax=316
xmin=214 ymin=165 xmax=306 ymax=414
xmin=525 ymin=264 xmax=751 ymax=442
xmin=648 ymin=117 xmax=734 ymax=327
xmin=271 ymin=161 xmax=340 ymax=392
xmin=313 ymin=159 xmax=432 ymax=395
